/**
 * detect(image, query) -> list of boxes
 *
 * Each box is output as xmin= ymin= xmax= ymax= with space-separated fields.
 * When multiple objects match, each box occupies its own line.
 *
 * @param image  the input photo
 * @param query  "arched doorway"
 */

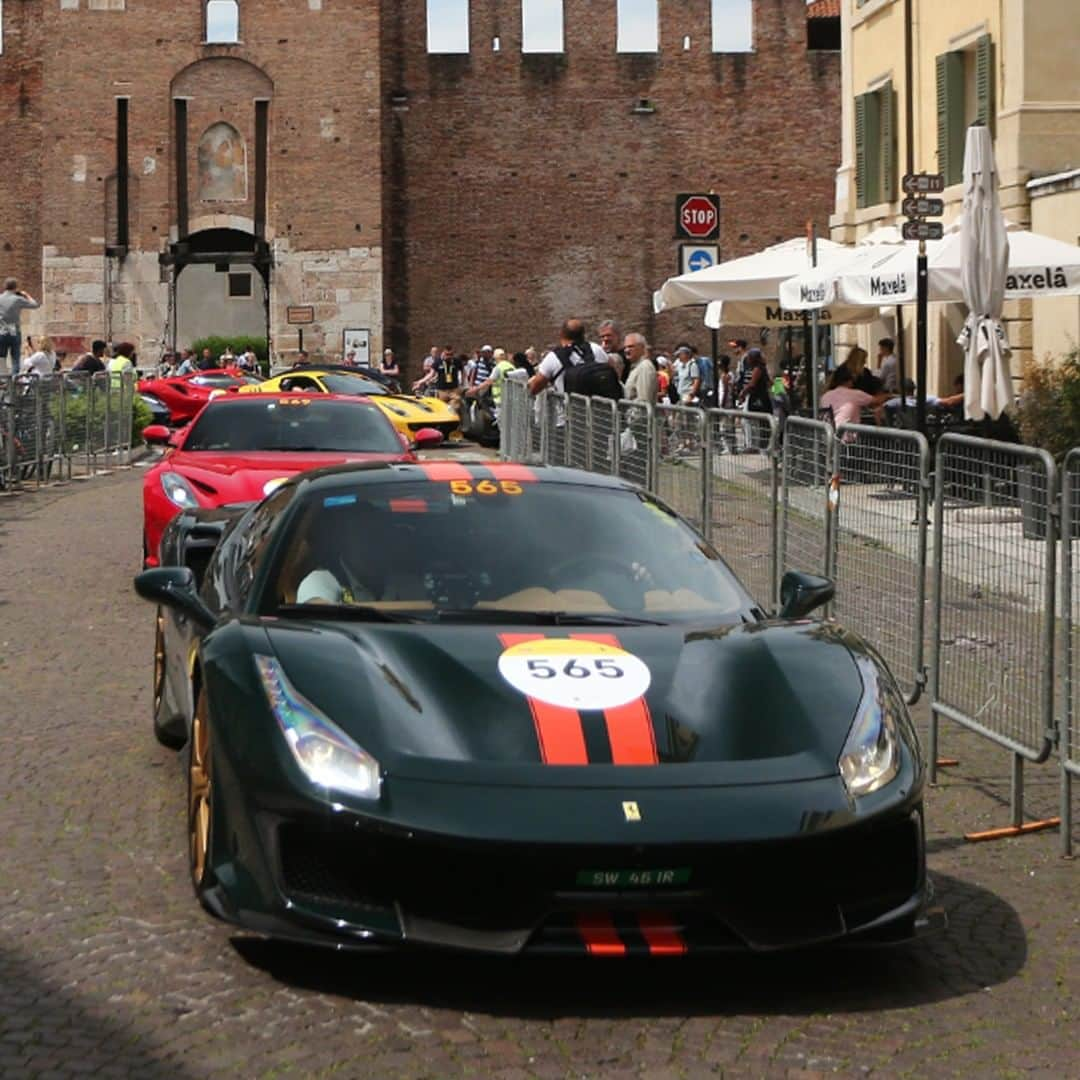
xmin=165 ymin=227 xmax=271 ymax=352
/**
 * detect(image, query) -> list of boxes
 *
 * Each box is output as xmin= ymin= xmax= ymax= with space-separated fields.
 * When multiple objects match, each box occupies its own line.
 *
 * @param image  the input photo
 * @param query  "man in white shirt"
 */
xmin=528 ymin=319 xmax=608 ymax=396
xmin=623 ymin=333 xmax=657 ymax=402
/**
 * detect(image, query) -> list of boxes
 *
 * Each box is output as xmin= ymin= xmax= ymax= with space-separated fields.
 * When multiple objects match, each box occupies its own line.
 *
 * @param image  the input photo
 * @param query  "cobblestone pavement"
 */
xmin=0 ymin=470 xmax=1076 ymax=1080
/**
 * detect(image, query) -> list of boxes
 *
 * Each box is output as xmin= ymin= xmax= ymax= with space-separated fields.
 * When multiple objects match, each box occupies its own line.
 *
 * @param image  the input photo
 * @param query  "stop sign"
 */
xmin=676 ymin=194 xmax=720 ymax=240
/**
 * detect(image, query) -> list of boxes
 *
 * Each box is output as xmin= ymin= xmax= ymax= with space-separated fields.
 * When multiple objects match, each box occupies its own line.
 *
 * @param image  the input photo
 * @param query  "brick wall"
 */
xmin=0 ymin=2 xmax=43 ymax=297
xmin=382 ymin=0 xmax=841 ymax=372
xmin=4 ymin=0 xmax=384 ymax=358
xmin=0 ymin=1 xmax=839 ymax=368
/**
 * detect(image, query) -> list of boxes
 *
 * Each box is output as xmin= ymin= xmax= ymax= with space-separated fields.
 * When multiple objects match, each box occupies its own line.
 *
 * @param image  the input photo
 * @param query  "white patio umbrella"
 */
xmin=958 ymin=125 xmax=1011 ymax=420
xmin=780 ymin=223 xmax=1080 ymax=310
xmin=653 ymin=237 xmax=852 ymax=312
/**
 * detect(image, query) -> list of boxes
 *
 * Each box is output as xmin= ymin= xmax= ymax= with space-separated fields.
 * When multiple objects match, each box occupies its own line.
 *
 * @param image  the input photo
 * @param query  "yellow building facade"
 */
xmin=831 ymin=0 xmax=1080 ymax=391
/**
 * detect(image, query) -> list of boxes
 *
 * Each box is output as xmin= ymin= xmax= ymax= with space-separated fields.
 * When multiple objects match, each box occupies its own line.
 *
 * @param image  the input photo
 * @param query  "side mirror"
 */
xmin=134 ymin=567 xmax=216 ymax=631
xmin=779 ymin=571 xmax=835 ymax=620
xmin=142 ymin=424 xmax=171 ymax=445
xmin=412 ymin=427 xmax=445 ymax=450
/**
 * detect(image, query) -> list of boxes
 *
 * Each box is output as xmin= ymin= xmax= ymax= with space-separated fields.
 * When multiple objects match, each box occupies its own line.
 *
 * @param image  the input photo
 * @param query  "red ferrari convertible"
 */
xmin=142 ymin=393 xmax=442 ymax=566
xmin=138 ymin=368 xmax=263 ymax=426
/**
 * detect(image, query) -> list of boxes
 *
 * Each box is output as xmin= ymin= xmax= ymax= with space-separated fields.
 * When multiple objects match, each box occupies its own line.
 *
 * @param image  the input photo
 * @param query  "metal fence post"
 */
xmin=102 ymin=374 xmax=112 ymax=465
xmin=2 ymin=378 xmax=15 ymax=486
xmin=538 ymin=390 xmax=550 ymax=464
xmin=768 ymin=420 xmax=781 ymax=613
xmin=647 ymin=408 xmax=659 ymax=492
xmin=701 ymin=410 xmax=713 ymax=543
xmin=1063 ymin=450 xmax=1079 ymax=857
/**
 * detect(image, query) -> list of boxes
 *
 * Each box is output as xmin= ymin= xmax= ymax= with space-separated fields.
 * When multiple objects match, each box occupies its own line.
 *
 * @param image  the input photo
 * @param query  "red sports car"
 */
xmin=142 ymin=393 xmax=442 ymax=566
xmin=138 ymin=368 xmax=263 ymax=427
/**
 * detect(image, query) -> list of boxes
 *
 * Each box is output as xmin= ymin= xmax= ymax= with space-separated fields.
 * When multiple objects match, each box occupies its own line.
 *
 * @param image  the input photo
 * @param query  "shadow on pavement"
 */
xmin=0 ymin=945 xmax=194 ymax=1077
xmin=232 ymin=870 xmax=1025 ymax=1019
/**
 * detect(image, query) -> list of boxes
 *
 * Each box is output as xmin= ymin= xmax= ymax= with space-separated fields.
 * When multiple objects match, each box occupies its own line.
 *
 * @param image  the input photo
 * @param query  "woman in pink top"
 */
xmin=820 ymin=363 xmax=890 ymax=428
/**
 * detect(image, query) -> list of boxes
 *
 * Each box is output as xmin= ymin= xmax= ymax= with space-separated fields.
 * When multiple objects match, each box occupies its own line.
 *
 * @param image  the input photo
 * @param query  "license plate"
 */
xmin=575 ymin=868 xmax=691 ymax=888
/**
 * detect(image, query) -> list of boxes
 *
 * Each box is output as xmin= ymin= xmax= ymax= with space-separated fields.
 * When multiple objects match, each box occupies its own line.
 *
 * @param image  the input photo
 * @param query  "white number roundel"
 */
xmin=498 ymin=638 xmax=651 ymax=710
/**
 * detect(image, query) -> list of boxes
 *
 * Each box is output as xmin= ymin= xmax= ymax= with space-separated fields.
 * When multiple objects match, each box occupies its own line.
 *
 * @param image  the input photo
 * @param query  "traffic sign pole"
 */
xmin=809 ymin=222 xmax=820 ymax=417
xmin=902 ymin=172 xmax=943 ymax=437
xmin=916 ymin=242 xmax=928 ymax=435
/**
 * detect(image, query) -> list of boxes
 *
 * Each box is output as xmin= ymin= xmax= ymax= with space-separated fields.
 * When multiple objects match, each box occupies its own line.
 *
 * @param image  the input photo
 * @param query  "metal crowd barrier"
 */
xmin=1062 ymin=451 xmax=1080 ymax=857
xmin=833 ymin=424 xmax=931 ymax=702
xmin=779 ymin=416 xmax=835 ymax=583
xmin=705 ymin=408 xmax=779 ymax=611
xmin=654 ymin=404 xmax=706 ymax=533
xmin=930 ymin=434 xmax=1058 ymax=837
xmin=0 ymin=371 xmax=137 ymax=493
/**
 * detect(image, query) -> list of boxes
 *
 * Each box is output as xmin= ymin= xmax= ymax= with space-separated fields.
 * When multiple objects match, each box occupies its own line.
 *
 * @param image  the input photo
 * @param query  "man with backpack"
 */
xmin=528 ymin=319 xmax=623 ymax=401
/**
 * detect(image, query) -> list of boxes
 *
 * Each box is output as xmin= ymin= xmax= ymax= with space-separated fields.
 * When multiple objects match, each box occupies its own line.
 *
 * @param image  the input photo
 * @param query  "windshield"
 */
xmin=318 ymin=373 xmax=387 ymax=396
xmin=182 ymin=399 xmax=403 ymax=453
xmin=264 ymin=480 xmax=749 ymax=624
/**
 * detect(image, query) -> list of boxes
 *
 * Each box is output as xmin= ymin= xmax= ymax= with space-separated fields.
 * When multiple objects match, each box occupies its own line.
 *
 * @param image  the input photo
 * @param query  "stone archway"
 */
xmin=169 ymin=227 xmax=270 ymax=351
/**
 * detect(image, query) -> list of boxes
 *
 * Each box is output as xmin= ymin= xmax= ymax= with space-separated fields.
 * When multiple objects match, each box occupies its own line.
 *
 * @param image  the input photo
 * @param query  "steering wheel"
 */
xmin=548 ymin=553 xmax=654 ymax=608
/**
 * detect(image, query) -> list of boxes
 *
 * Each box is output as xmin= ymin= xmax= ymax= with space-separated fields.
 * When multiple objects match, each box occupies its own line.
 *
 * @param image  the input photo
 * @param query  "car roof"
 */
xmin=289 ymin=460 xmax=635 ymax=494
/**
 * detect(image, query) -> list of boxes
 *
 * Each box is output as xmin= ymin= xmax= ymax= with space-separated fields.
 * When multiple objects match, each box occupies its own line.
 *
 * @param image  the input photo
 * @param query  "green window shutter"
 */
xmin=880 ymin=82 xmax=898 ymax=203
xmin=855 ymin=93 xmax=867 ymax=209
xmin=864 ymin=91 xmax=882 ymax=206
xmin=975 ymin=34 xmax=995 ymax=134
xmin=936 ymin=51 xmax=965 ymax=186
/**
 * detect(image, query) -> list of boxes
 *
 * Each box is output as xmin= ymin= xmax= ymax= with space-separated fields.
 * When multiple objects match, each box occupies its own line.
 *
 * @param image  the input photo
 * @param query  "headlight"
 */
xmin=160 ymin=471 xmax=199 ymax=509
xmin=140 ymin=393 xmax=167 ymax=411
xmin=255 ymin=655 xmax=381 ymax=800
xmin=838 ymin=657 xmax=901 ymax=797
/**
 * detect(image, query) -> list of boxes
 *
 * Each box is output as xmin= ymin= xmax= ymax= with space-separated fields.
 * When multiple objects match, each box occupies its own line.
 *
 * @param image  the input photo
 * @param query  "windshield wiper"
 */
xmin=431 ymin=609 xmax=666 ymax=626
xmin=276 ymin=603 xmax=416 ymax=623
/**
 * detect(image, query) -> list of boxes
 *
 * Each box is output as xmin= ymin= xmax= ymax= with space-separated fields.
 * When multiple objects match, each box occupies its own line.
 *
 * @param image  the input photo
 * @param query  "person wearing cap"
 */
xmin=673 ymin=344 xmax=701 ymax=405
xmin=470 ymin=345 xmax=495 ymax=390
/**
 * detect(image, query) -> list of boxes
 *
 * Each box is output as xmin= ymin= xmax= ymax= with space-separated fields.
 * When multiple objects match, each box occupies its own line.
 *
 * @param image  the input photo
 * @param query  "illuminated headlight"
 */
xmin=838 ymin=657 xmax=901 ymax=797
xmin=140 ymin=393 xmax=167 ymax=411
xmin=160 ymin=471 xmax=199 ymax=509
xmin=255 ymin=655 xmax=381 ymax=800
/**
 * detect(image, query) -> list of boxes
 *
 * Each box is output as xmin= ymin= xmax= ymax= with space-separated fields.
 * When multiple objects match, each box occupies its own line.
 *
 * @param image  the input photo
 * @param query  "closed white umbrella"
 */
xmin=958 ymin=125 xmax=1011 ymax=420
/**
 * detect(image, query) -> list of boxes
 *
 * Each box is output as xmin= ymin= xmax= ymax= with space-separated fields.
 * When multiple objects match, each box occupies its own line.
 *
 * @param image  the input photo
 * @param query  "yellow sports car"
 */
xmin=240 ymin=368 xmax=462 ymax=441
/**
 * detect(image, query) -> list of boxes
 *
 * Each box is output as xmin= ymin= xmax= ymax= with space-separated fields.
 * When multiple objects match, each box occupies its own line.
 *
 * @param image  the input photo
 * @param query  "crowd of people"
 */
xmin=3 ymin=264 xmax=963 ymax=439
xmin=399 ymin=317 xmax=959 ymax=440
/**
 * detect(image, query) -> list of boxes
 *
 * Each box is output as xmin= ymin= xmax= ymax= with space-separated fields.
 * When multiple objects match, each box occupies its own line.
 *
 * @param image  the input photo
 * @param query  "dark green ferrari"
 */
xmin=135 ymin=460 xmax=937 ymax=956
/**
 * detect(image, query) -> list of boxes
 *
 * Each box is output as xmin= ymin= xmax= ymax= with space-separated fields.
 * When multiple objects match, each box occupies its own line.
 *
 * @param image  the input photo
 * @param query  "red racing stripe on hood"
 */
xmin=418 ymin=462 xmax=474 ymax=482
xmin=571 ymin=634 xmax=659 ymax=765
xmin=499 ymin=634 xmax=588 ymax=765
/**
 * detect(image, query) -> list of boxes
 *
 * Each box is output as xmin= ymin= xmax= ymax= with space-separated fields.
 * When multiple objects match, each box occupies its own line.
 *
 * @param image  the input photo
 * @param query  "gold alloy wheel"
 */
xmin=189 ymin=690 xmax=212 ymax=889
xmin=152 ymin=608 xmax=166 ymax=714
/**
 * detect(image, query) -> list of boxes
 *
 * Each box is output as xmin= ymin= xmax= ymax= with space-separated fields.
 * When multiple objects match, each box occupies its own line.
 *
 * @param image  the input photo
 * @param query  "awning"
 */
xmin=779 ymin=224 xmax=1080 ymax=309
